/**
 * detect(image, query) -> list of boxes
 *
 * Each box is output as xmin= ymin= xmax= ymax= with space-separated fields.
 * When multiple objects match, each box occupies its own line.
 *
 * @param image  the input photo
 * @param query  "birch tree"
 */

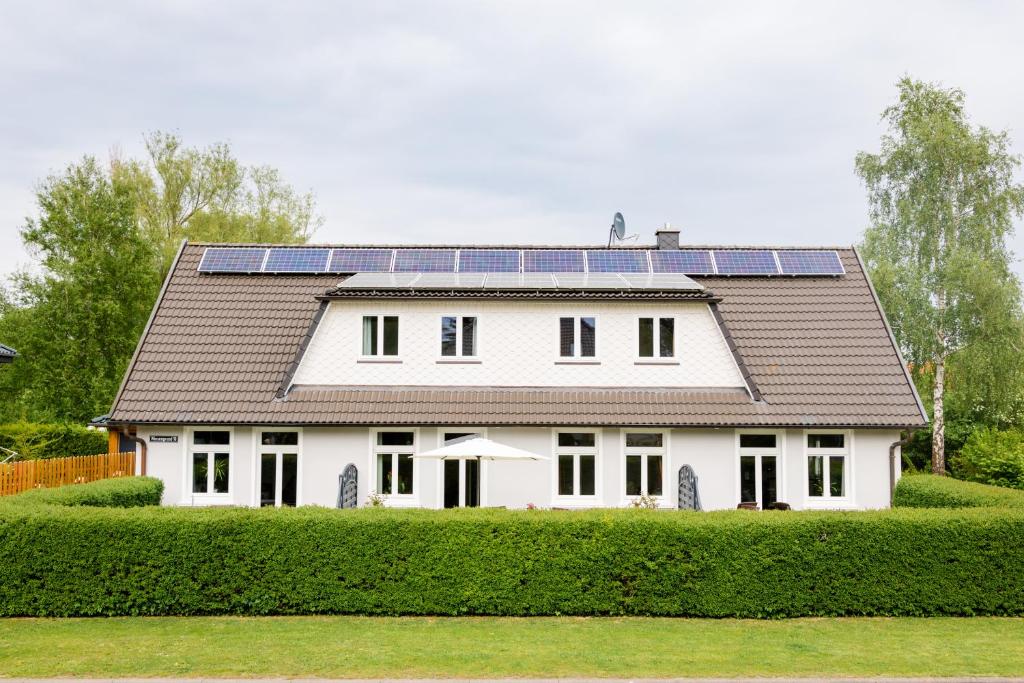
xmin=856 ymin=78 xmax=1024 ymax=474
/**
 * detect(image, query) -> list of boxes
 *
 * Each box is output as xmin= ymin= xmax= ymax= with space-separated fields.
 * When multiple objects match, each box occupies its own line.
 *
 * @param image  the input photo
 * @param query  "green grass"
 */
xmin=1 ymin=616 xmax=1022 ymax=678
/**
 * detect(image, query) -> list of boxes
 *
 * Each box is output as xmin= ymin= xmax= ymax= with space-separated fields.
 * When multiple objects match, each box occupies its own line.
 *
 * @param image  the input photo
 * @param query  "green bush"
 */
xmin=0 ymin=421 xmax=108 ymax=459
xmin=4 ymin=477 xmax=163 ymax=508
xmin=0 ymin=506 xmax=1021 ymax=617
xmin=956 ymin=426 xmax=1024 ymax=490
xmin=894 ymin=473 xmax=1024 ymax=509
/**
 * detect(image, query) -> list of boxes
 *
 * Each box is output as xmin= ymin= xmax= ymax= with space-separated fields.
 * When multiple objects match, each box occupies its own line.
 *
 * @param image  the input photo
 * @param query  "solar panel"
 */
xmin=619 ymin=273 xmax=704 ymax=291
xmin=585 ymin=250 xmax=649 ymax=273
xmin=458 ymin=249 xmax=520 ymax=272
xmin=392 ymin=249 xmax=457 ymax=272
xmin=328 ymin=248 xmax=394 ymax=272
xmin=650 ymin=249 xmax=715 ymax=274
xmin=776 ymin=250 xmax=845 ymax=275
xmin=522 ymin=250 xmax=585 ymax=272
xmin=336 ymin=273 xmax=420 ymax=288
xmin=713 ymin=249 xmax=779 ymax=275
xmin=483 ymin=273 xmax=557 ymax=289
xmin=198 ymin=247 xmax=267 ymax=272
xmin=410 ymin=273 xmax=488 ymax=289
xmin=263 ymin=247 xmax=330 ymax=273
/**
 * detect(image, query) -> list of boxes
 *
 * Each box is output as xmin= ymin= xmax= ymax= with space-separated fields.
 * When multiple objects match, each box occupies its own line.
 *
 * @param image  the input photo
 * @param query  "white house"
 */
xmin=107 ymin=229 xmax=927 ymax=510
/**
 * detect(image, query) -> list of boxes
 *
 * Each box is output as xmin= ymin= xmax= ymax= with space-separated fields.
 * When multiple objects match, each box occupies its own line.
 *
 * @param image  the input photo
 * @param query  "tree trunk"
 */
xmin=932 ymin=354 xmax=946 ymax=475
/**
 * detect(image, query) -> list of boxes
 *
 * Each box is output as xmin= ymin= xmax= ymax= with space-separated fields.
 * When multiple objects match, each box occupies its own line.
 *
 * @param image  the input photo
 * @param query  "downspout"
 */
xmin=889 ymin=431 xmax=914 ymax=506
xmin=119 ymin=427 xmax=147 ymax=476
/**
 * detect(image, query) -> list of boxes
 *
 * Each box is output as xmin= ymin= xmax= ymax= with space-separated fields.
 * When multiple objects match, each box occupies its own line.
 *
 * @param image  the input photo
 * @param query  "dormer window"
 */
xmin=639 ymin=317 xmax=674 ymax=358
xmin=362 ymin=315 xmax=398 ymax=356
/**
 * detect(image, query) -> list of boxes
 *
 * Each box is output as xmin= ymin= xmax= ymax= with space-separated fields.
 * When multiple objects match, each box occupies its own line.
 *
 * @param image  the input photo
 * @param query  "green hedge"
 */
xmin=894 ymin=474 xmax=1024 ymax=509
xmin=0 ymin=506 xmax=1021 ymax=617
xmin=0 ymin=422 xmax=108 ymax=459
xmin=4 ymin=477 xmax=163 ymax=508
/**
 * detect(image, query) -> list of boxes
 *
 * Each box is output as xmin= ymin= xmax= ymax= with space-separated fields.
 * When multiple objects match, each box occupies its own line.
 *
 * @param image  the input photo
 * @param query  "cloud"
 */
xmin=1 ymin=0 xmax=1023 ymax=278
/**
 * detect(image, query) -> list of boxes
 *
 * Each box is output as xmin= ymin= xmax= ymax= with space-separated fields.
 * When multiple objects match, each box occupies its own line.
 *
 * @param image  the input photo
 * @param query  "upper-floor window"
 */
xmin=639 ymin=317 xmax=674 ymax=358
xmin=807 ymin=432 xmax=847 ymax=499
xmin=441 ymin=316 xmax=477 ymax=357
xmin=362 ymin=315 xmax=398 ymax=356
xmin=559 ymin=317 xmax=596 ymax=358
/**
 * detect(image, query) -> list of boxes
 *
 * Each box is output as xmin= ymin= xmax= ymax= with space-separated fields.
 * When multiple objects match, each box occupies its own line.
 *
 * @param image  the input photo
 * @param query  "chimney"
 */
xmin=655 ymin=223 xmax=680 ymax=250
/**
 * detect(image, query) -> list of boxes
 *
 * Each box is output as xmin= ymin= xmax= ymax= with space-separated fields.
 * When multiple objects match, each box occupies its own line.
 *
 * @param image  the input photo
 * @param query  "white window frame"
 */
xmin=253 ymin=428 xmax=303 ymax=508
xmin=369 ymin=427 xmax=419 ymax=507
xmin=620 ymin=428 xmax=670 ymax=506
xmin=636 ymin=316 xmax=677 ymax=362
xmin=359 ymin=314 xmax=400 ymax=361
xmin=435 ymin=427 xmax=489 ymax=508
xmin=803 ymin=429 xmax=854 ymax=507
xmin=734 ymin=429 xmax=784 ymax=508
xmin=183 ymin=426 xmax=234 ymax=506
xmin=551 ymin=428 xmax=602 ymax=506
xmin=555 ymin=314 xmax=600 ymax=363
xmin=438 ymin=315 xmax=479 ymax=361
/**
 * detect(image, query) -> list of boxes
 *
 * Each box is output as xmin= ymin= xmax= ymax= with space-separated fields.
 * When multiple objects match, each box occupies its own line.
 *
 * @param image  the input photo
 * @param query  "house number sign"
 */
xmin=149 ymin=435 xmax=178 ymax=443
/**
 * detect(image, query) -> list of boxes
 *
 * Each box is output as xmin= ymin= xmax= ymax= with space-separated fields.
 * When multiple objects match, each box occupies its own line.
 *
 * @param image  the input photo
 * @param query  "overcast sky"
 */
xmin=2 ymin=1 xmax=1024 ymax=279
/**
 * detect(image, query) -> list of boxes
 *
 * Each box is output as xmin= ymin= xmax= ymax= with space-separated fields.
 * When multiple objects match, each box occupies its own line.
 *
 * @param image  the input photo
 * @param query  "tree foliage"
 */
xmin=856 ymin=78 xmax=1024 ymax=473
xmin=0 ymin=133 xmax=319 ymax=423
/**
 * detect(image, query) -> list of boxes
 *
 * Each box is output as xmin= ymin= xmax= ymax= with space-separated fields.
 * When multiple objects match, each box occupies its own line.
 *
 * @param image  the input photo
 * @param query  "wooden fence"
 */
xmin=0 ymin=452 xmax=136 ymax=497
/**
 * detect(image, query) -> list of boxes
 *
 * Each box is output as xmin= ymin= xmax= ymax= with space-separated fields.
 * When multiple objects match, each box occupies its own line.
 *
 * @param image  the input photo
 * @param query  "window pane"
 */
xmin=282 ymin=453 xmax=298 ymax=506
xmin=659 ymin=318 xmax=674 ymax=357
xmin=559 ymin=317 xmax=574 ymax=356
xmin=558 ymin=455 xmax=574 ymax=495
xmin=625 ymin=455 xmax=642 ymax=496
xmin=829 ymin=456 xmax=845 ymax=497
xmin=397 ymin=453 xmax=414 ymax=494
xmin=809 ymin=433 xmax=845 ymax=449
xmin=377 ymin=431 xmax=414 ymax=446
xmin=462 ymin=317 xmax=477 ymax=356
xmin=761 ymin=456 xmax=777 ymax=506
xmin=213 ymin=453 xmax=229 ymax=493
xmin=580 ymin=317 xmax=596 ymax=357
xmin=740 ymin=455 xmax=756 ymax=503
xmin=647 ymin=455 xmax=663 ymax=496
xmin=192 ymin=453 xmax=208 ymax=493
xmin=382 ymin=316 xmax=399 ymax=355
xmin=580 ymin=455 xmax=595 ymax=495
xmin=739 ymin=434 xmax=776 ymax=449
xmin=444 ymin=432 xmax=478 ymax=444
xmin=558 ymin=432 xmax=595 ymax=448
xmin=193 ymin=431 xmax=229 ymax=446
xmin=808 ymin=455 xmax=824 ymax=496
xmin=626 ymin=433 xmax=663 ymax=448
xmin=441 ymin=316 xmax=457 ymax=356
xmin=260 ymin=453 xmax=276 ymax=507
xmin=465 ymin=458 xmax=480 ymax=507
xmin=377 ymin=453 xmax=393 ymax=494
xmin=638 ymin=318 xmax=654 ymax=357
xmin=261 ymin=431 xmax=298 ymax=446
xmin=443 ymin=459 xmax=459 ymax=508
xmin=362 ymin=316 xmax=378 ymax=355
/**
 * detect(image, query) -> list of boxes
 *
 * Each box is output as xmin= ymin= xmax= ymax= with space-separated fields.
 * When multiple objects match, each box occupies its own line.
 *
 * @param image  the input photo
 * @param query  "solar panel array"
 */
xmin=198 ymin=247 xmax=846 ymax=276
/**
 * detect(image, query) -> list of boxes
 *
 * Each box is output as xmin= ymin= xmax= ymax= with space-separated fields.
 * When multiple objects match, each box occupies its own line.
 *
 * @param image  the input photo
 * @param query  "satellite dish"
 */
xmin=612 ymin=212 xmax=626 ymax=240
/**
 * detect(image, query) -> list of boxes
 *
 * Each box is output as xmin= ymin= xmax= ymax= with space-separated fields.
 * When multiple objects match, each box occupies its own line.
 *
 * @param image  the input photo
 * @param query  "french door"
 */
xmin=442 ymin=431 xmax=481 ymax=508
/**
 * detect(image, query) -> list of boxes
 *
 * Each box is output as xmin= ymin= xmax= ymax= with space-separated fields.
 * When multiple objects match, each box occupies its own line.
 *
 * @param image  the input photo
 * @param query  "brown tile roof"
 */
xmin=108 ymin=243 xmax=927 ymax=428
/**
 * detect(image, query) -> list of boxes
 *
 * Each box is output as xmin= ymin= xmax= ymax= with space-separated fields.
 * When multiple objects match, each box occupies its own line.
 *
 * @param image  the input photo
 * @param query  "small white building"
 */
xmin=108 ymin=231 xmax=926 ymax=510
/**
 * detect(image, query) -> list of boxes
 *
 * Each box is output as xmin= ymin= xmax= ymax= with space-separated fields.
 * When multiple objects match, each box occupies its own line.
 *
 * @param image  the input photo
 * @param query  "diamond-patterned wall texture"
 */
xmin=291 ymin=300 xmax=746 ymax=389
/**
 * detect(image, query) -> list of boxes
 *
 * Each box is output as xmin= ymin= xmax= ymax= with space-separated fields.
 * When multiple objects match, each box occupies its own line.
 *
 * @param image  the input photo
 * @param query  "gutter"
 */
xmin=119 ymin=427 xmax=147 ymax=476
xmin=889 ymin=431 xmax=915 ymax=506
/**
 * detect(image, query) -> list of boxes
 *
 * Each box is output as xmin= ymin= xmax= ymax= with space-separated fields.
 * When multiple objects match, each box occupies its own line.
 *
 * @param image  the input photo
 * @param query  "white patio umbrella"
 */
xmin=412 ymin=436 xmax=549 ymax=461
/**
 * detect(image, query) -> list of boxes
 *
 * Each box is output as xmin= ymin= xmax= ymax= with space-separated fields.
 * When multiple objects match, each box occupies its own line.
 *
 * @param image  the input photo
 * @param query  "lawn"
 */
xmin=0 ymin=616 xmax=1022 ymax=678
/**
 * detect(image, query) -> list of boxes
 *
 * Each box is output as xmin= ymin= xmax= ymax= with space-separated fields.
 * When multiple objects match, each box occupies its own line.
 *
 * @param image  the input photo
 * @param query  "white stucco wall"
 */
xmin=141 ymin=425 xmax=902 ymax=511
xmin=291 ymin=299 xmax=746 ymax=388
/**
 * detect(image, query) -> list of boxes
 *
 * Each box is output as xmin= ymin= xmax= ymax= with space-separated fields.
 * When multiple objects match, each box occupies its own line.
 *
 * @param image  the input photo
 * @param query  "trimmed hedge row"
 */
xmin=4 ymin=477 xmax=163 ymax=508
xmin=894 ymin=474 xmax=1024 ymax=509
xmin=0 ymin=505 xmax=1021 ymax=617
xmin=0 ymin=422 xmax=108 ymax=459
